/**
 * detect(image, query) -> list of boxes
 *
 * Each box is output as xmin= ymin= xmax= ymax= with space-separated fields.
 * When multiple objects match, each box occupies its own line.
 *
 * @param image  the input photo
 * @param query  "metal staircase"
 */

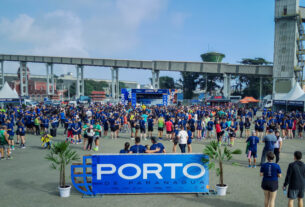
xmin=296 ymin=14 xmax=305 ymax=86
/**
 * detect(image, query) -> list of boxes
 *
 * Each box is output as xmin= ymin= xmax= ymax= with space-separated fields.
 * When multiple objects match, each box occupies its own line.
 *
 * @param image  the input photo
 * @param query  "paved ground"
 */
xmin=0 ymin=127 xmax=304 ymax=207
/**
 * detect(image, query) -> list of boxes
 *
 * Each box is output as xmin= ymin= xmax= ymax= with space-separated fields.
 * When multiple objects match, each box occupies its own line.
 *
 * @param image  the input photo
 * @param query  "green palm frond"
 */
xmin=45 ymin=141 xmax=80 ymax=187
xmin=203 ymin=140 xmax=242 ymax=185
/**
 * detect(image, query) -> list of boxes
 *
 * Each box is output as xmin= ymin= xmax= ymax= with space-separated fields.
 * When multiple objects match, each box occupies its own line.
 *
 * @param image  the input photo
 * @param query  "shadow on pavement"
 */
xmin=174 ymin=194 xmax=258 ymax=207
xmin=6 ymin=179 xmax=58 ymax=196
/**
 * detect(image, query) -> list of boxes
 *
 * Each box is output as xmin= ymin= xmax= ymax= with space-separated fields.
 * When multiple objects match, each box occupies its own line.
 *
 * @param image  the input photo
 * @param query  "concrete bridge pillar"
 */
xmin=151 ymin=61 xmax=160 ymax=89
xmin=223 ymin=73 xmax=231 ymax=99
xmin=111 ymin=67 xmax=119 ymax=99
xmin=75 ymin=65 xmax=84 ymax=98
xmin=46 ymin=63 xmax=50 ymax=96
xmin=0 ymin=61 xmax=4 ymax=88
xmin=20 ymin=61 xmax=28 ymax=97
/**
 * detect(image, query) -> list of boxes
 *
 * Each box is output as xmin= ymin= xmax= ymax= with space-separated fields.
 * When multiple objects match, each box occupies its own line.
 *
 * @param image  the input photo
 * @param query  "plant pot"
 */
xmin=216 ymin=184 xmax=228 ymax=196
xmin=58 ymin=185 xmax=71 ymax=197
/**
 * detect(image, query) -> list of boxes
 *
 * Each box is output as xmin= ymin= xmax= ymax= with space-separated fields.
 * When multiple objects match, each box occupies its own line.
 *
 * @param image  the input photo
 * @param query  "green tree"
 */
xmin=198 ymin=74 xmax=222 ymax=94
xmin=240 ymin=58 xmax=272 ymax=65
xmin=84 ymin=80 xmax=108 ymax=96
xmin=179 ymin=72 xmax=200 ymax=99
xmin=159 ymin=76 xmax=175 ymax=89
xmin=238 ymin=57 xmax=272 ymax=98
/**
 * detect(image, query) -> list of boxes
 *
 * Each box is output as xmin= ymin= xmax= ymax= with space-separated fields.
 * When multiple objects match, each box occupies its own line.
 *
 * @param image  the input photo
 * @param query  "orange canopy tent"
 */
xmin=240 ymin=99 xmax=249 ymax=104
xmin=239 ymin=96 xmax=260 ymax=104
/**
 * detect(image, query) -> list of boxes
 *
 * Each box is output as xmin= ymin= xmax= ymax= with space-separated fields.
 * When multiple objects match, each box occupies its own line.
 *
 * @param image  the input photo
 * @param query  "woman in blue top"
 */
xmin=260 ymin=151 xmax=281 ymax=207
xmin=18 ymin=122 xmax=26 ymax=149
xmin=186 ymin=126 xmax=192 ymax=153
xmin=286 ymin=118 xmax=294 ymax=139
xmin=119 ymin=142 xmax=131 ymax=153
xmin=196 ymin=118 xmax=202 ymax=140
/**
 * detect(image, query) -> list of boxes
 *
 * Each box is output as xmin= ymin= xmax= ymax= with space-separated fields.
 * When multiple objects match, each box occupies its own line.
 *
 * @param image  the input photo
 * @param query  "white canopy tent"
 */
xmin=276 ymin=83 xmax=304 ymax=101
xmin=295 ymin=93 xmax=305 ymax=101
xmin=0 ymin=82 xmax=19 ymax=99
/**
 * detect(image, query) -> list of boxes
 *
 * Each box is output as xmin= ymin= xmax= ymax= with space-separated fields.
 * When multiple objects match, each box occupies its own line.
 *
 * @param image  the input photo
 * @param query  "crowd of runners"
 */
xmin=0 ymin=102 xmax=304 ymax=206
xmin=0 ymin=103 xmax=305 ymax=157
xmin=0 ymin=102 xmax=303 ymax=159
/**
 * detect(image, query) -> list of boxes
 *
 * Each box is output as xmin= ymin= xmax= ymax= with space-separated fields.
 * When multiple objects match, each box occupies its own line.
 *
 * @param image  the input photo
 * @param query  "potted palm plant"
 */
xmin=203 ymin=141 xmax=242 ymax=196
xmin=45 ymin=141 xmax=80 ymax=197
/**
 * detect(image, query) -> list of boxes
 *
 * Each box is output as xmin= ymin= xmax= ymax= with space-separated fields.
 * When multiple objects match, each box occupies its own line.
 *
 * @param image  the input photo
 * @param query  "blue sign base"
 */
xmin=71 ymin=154 xmax=209 ymax=196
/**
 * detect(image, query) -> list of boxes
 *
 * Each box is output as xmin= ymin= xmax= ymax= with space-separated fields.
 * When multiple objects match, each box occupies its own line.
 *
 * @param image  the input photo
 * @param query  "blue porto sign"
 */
xmin=71 ymin=154 xmax=209 ymax=195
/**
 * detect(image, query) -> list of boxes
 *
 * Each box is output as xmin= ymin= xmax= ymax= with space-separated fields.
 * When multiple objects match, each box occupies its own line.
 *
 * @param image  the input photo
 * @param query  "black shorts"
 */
xmin=166 ymin=131 xmax=172 ymax=134
xmin=288 ymin=188 xmax=304 ymax=199
xmin=19 ymin=132 xmax=25 ymax=136
xmin=104 ymin=127 xmax=108 ymax=131
xmin=148 ymin=126 xmax=153 ymax=132
xmin=140 ymin=128 xmax=146 ymax=133
xmin=158 ymin=127 xmax=163 ymax=131
xmin=261 ymin=180 xmax=278 ymax=192
xmin=190 ymin=127 xmax=195 ymax=132
xmin=299 ymin=127 xmax=303 ymax=132
xmin=258 ymin=128 xmax=264 ymax=132
xmin=173 ymin=137 xmax=178 ymax=145
xmin=249 ymin=150 xmax=257 ymax=158
xmin=111 ymin=127 xmax=116 ymax=132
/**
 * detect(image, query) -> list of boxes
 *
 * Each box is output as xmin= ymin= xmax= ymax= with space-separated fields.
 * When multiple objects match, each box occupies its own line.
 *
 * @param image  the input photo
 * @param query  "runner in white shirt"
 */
xmin=177 ymin=128 xmax=188 ymax=153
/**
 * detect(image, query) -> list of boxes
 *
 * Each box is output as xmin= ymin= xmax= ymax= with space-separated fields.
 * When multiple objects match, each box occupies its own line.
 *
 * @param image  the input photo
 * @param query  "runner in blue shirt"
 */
xmin=187 ymin=126 xmax=192 ymax=153
xmin=139 ymin=117 xmax=146 ymax=140
xmin=257 ymin=117 xmax=266 ymax=139
xmin=42 ymin=116 xmax=49 ymax=133
xmin=246 ymin=131 xmax=260 ymax=168
xmin=260 ymin=152 xmax=281 ymax=207
xmin=149 ymin=137 xmax=165 ymax=153
xmin=239 ymin=119 xmax=244 ymax=138
xmin=119 ymin=142 xmax=131 ymax=153
xmin=207 ymin=119 xmax=214 ymax=138
xmin=286 ymin=118 xmax=294 ymax=139
xmin=147 ymin=116 xmax=154 ymax=138
xmin=59 ymin=111 xmax=65 ymax=127
xmin=18 ymin=122 xmax=26 ymax=148
xmin=129 ymin=137 xmax=159 ymax=153
xmin=6 ymin=119 xmax=15 ymax=150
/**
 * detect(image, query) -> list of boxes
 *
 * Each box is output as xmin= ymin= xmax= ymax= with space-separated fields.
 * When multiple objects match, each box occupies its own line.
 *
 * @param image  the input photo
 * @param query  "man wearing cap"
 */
xmin=260 ymin=129 xmax=277 ymax=165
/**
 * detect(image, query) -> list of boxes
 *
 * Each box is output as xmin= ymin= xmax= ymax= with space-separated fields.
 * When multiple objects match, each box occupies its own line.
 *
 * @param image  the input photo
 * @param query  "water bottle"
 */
xmin=283 ymin=188 xmax=287 ymax=196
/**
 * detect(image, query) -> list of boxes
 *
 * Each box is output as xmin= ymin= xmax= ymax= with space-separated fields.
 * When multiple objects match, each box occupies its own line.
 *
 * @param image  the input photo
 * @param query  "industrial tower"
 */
xmin=273 ymin=0 xmax=305 ymax=96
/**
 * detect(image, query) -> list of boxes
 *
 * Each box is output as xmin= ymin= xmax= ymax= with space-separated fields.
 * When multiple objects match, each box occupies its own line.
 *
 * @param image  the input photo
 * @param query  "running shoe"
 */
xmin=248 ymin=165 xmax=251 ymax=168
xmin=93 ymin=147 xmax=99 ymax=152
xmin=252 ymin=165 xmax=256 ymax=168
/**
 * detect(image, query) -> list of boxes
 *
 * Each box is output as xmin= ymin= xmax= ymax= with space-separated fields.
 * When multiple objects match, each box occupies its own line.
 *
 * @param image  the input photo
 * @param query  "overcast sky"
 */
xmin=0 ymin=0 xmax=288 ymax=84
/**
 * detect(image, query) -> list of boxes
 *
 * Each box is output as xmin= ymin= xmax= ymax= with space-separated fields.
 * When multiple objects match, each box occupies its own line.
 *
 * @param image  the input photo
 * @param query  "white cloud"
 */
xmin=0 ymin=0 xmax=166 ymax=57
xmin=0 ymin=0 xmax=167 ymax=77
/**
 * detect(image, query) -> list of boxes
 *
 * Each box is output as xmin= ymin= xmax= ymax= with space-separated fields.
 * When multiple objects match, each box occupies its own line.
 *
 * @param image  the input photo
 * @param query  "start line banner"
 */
xmin=71 ymin=154 xmax=209 ymax=195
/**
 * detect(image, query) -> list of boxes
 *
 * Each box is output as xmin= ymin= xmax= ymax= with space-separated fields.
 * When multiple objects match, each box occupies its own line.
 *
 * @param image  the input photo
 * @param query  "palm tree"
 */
xmin=45 ymin=141 xmax=80 ymax=188
xmin=203 ymin=141 xmax=242 ymax=186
